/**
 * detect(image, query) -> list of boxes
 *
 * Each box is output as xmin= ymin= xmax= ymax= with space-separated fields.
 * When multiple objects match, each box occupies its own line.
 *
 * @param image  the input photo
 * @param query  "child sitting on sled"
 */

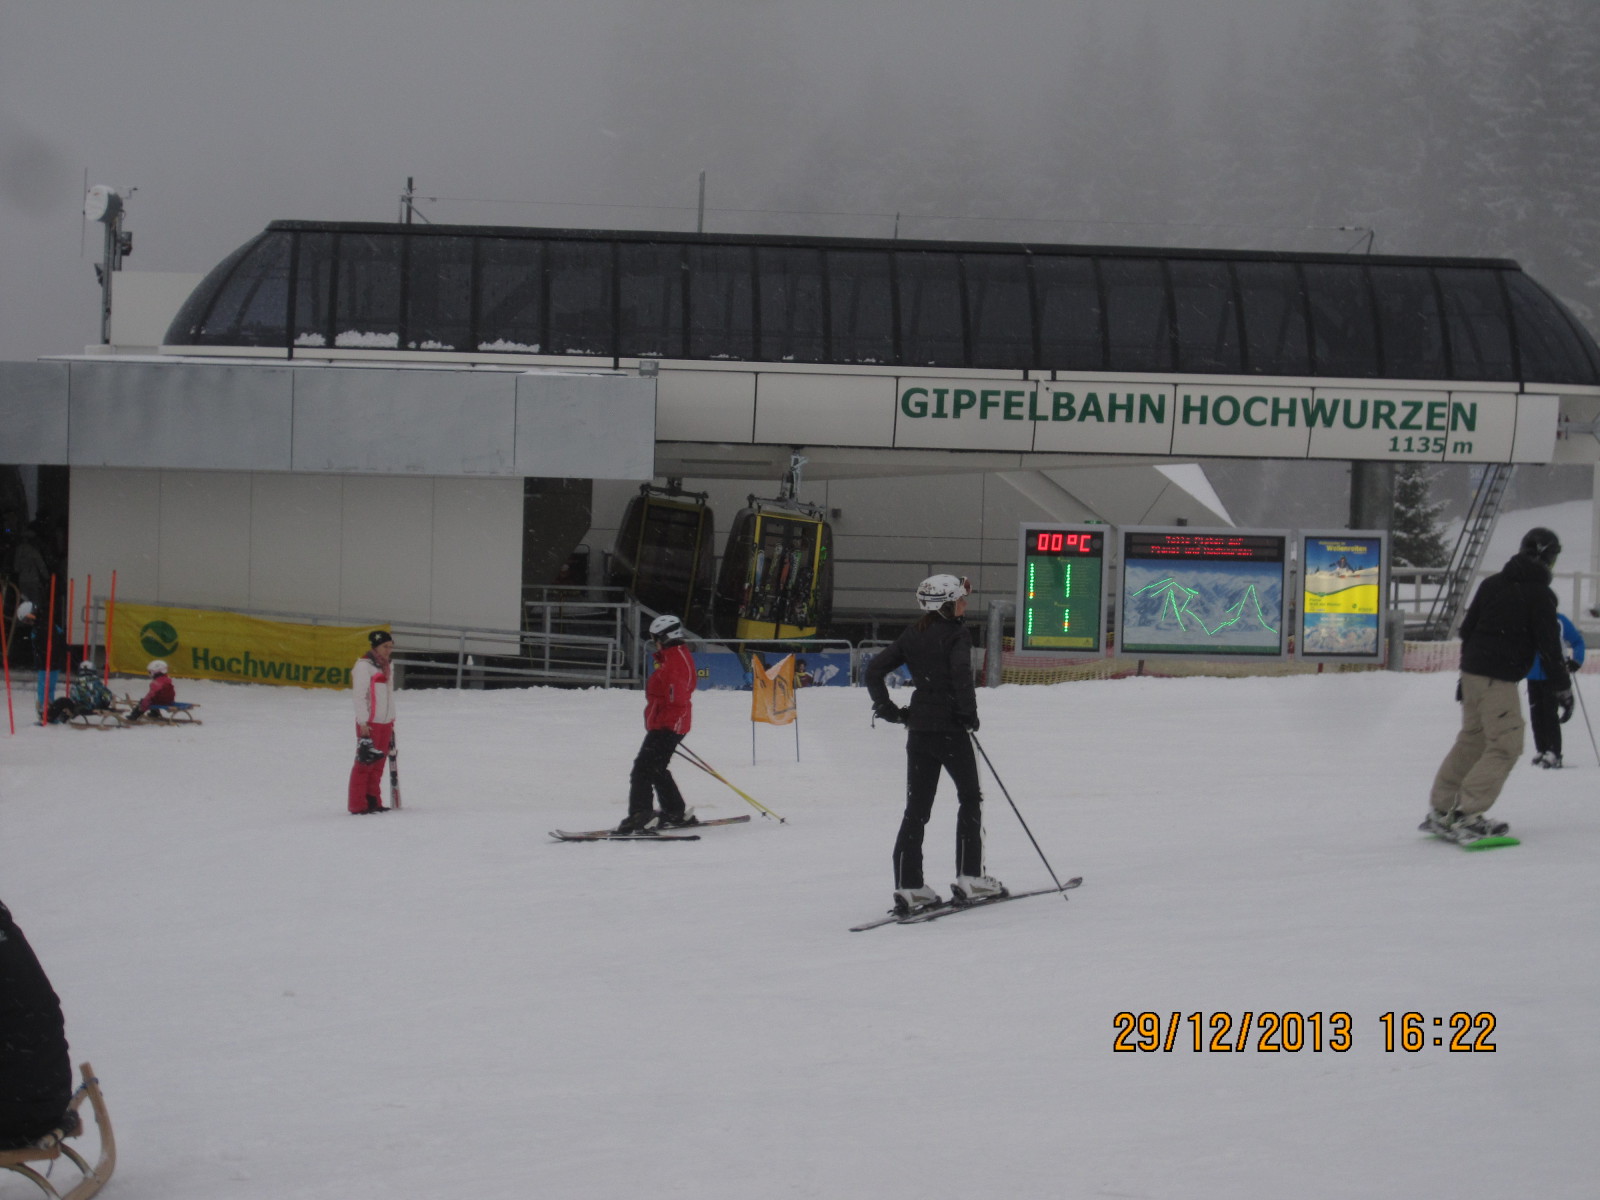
xmin=125 ymin=660 xmax=176 ymax=721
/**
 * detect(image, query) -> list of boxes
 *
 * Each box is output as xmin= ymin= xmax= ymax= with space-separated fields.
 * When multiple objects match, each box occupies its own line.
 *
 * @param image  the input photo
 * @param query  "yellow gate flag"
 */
xmin=111 ymin=603 xmax=383 ymax=689
xmin=750 ymin=654 xmax=797 ymax=726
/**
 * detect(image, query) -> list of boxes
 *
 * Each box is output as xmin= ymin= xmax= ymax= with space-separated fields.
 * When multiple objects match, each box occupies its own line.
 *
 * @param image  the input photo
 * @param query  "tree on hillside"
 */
xmin=1391 ymin=462 xmax=1450 ymax=567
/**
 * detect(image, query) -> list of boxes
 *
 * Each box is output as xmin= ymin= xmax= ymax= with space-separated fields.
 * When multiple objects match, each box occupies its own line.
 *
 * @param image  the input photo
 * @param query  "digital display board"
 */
xmin=1298 ymin=531 xmax=1387 ymax=662
xmin=1119 ymin=527 xmax=1288 ymax=658
xmin=1015 ymin=524 xmax=1109 ymax=654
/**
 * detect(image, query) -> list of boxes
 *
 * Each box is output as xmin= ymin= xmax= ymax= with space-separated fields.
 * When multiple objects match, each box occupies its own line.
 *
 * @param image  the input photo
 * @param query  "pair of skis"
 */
xmin=549 ymin=815 xmax=751 ymax=842
xmin=850 ymin=877 xmax=1083 ymax=931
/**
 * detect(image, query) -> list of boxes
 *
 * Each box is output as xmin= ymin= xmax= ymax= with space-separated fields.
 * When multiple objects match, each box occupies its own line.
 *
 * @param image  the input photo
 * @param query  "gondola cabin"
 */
xmin=714 ymin=504 xmax=834 ymax=640
xmin=608 ymin=485 xmax=715 ymax=630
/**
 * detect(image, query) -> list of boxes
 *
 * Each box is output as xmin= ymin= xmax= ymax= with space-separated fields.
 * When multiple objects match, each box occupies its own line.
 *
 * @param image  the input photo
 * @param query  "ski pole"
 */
xmin=969 ymin=732 xmax=1070 ymax=899
xmin=1571 ymin=674 xmax=1600 ymax=769
xmin=675 ymin=744 xmax=786 ymax=822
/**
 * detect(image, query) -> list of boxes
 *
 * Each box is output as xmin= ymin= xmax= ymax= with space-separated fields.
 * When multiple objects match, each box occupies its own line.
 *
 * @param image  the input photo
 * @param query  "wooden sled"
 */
xmin=64 ymin=710 xmax=127 ymax=732
xmin=134 ymin=702 xmax=201 ymax=727
xmin=117 ymin=695 xmax=203 ymax=726
xmin=0 ymin=1062 xmax=116 ymax=1200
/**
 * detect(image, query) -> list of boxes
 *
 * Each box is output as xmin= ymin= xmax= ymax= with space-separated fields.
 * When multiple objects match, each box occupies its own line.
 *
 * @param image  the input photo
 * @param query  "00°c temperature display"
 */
xmin=1016 ymin=525 xmax=1108 ymax=654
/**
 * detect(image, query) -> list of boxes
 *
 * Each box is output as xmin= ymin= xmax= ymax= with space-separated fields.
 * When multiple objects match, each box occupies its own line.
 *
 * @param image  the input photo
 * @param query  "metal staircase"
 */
xmin=1419 ymin=464 xmax=1515 ymax=640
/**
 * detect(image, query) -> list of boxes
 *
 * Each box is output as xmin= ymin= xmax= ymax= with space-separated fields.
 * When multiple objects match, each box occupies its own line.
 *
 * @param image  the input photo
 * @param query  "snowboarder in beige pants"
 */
xmin=1429 ymin=674 xmax=1525 ymax=816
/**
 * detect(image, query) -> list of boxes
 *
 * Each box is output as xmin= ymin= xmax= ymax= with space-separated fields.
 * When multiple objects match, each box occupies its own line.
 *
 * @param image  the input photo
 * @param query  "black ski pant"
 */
xmin=893 ymin=730 xmax=984 ymax=889
xmin=628 ymin=729 xmax=688 ymax=818
xmin=1527 ymin=678 xmax=1563 ymax=756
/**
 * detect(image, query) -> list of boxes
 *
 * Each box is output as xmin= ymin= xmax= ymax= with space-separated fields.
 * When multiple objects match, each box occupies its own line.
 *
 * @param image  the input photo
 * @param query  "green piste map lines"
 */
xmin=1131 ymin=578 xmax=1280 ymax=638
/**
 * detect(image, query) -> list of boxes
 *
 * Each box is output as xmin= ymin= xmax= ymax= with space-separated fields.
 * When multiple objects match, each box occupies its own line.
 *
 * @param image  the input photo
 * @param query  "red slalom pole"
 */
xmin=66 ymin=579 xmax=76 ymax=671
xmin=83 ymin=573 xmax=92 ymax=665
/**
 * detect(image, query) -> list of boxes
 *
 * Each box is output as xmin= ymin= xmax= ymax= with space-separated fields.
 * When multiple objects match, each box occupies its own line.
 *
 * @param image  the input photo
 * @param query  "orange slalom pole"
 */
xmin=104 ymin=571 xmax=117 ymax=680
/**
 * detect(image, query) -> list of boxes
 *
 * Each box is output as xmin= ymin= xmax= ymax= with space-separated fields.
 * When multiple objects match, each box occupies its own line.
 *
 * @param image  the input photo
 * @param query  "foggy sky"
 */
xmin=2 ymin=0 xmax=1595 ymax=363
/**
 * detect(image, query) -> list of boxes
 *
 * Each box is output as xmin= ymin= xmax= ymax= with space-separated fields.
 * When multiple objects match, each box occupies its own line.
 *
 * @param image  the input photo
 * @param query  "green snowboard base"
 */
xmin=1458 ymin=835 xmax=1520 ymax=850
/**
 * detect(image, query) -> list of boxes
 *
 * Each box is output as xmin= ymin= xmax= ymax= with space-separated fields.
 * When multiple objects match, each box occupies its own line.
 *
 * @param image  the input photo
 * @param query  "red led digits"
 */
xmin=1033 ymin=530 xmax=1094 ymax=554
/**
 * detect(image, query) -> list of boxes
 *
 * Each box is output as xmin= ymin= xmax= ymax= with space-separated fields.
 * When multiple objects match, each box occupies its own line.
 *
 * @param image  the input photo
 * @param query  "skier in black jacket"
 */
xmin=865 ymin=574 xmax=1005 ymax=915
xmin=0 ymin=900 xmax=72 ymax=1150
xmin=1424 ymin=527 xmax=1572 ymax=841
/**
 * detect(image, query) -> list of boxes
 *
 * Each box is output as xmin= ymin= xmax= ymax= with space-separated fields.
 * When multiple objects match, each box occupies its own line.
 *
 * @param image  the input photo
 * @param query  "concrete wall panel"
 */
xmin=0 ymin=362 xmax=68 ymax=463
xmin=68 ymin=362 xmax=293 ymax=470
xmin=515 ymin=374 xmax=654 ymax=479
xmin=249 ymin=474 xmax=344 ymax=614
xmin=157 ymin=472 xmax=252 ymax=607
xmin=291 ymin=368 xmax=516 ymax=474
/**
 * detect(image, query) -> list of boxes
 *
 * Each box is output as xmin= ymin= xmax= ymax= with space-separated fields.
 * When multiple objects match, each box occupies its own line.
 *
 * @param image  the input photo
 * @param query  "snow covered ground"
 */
xmin=3 ymin=671 xmax=1598 ymax=1199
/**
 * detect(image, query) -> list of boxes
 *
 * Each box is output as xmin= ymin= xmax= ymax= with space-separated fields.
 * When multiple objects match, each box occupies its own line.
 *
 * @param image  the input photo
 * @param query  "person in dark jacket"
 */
xmin=1526 ymin=610 xmax=1584 ymax=768
xmin=615 ymin=614 xmax=699 ymax=835
xmin=1424 ymin=527 xmax=1572 ymax=840
xmin=0 ymin=900 xmax=72 ymax=1150
xmin=865 ymin=574 xmax=1005 ymax=914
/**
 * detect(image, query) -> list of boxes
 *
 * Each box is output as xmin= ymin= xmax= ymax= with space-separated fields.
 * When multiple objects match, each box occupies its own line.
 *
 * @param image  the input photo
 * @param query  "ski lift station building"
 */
xmin=4 ymin=219 xmax=1600 ymax=639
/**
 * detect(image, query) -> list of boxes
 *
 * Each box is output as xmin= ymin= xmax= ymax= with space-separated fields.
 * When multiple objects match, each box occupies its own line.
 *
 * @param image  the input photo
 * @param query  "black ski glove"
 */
xmin=956 ymin=712 xmax=980 ymax=732
xmin=872 ymin=701 xmax=905 ymax=725
xmin=356 ymin=737 xmax=385 ymax=764
xmin=1557 ymin=690 xmax=1575 ymax=724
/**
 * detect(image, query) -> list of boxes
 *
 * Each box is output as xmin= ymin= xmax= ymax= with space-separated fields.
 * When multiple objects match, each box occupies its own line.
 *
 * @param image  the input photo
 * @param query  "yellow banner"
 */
xmin=111 ymin=604 xmax=384 ymax=689
xmin=750 ymin=654 xmax=797 ymax=726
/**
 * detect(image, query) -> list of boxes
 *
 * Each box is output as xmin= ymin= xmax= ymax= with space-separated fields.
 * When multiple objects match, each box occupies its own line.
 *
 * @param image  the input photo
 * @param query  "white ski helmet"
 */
xmin=916 ymin=573 xmax=969 ymax=612
xmin=649 ymin=613 xmax=684 ymax=641
xmin=148 ymin=660 xmax=169 ymax=676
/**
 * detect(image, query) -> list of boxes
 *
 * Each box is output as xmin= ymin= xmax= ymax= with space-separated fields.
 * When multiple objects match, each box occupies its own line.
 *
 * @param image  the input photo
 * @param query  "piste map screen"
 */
xmin=1119 ymin=528 xmax=1288 ymax=658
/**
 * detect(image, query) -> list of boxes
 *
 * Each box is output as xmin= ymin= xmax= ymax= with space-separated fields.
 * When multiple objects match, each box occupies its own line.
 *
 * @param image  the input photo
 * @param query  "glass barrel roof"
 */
xmin=166 ymin=221 xmax=1600 ymax=386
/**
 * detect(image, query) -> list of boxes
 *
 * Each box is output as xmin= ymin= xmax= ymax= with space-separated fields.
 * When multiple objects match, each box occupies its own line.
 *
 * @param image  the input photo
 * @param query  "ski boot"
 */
xmin=951 ymin=874 xmax=1008 ymax=905
xmin=614 ymin=811 xmax=659 ymax=836
xmin=656 ymin=807 xmax=699 ymax=829
xmin=892 ymin=886 xmax=942 ymax=917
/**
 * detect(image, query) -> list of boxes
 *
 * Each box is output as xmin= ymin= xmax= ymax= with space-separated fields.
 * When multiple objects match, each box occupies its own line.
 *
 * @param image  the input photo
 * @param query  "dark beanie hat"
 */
xmin=369 ymin=629 xmax=394 ymax=648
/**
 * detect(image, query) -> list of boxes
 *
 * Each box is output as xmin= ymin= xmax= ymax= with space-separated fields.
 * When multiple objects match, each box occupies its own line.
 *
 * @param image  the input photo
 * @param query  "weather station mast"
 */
xmin=84 ymin=184 xmax=133 ymax=345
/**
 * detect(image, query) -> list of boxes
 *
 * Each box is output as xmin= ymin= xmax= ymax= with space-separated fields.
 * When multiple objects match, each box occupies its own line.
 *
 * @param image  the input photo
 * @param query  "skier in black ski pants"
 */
xmin=865 ymin=574 xmax=1005 ymax=915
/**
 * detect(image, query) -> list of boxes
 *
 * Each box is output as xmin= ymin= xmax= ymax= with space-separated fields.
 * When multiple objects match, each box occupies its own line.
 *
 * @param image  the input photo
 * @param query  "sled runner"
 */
xmin=0 ymin=1062 xmax=116 ymax=1200
xmin=132 ymin=702 xmax=202 ymax=726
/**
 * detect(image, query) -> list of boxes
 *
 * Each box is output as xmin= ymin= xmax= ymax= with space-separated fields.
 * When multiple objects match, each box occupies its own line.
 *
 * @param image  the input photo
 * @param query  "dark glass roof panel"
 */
xmin=1504 ymin=272 xmax=1599 ymax=384
xmin=1370 ymin=264 xmax=1446 ymax=380
xmin=1234 ymin=261 xmax=1310 ymax=376
xmin=897 ymin=251 xmax=966 ymax=367
xmin=1302 ymin=263 xmax=1380 ymax=378
xmin=619 ymin=243 xmax=684 ymax=359
xmin=1034 ymin=256 xmax=1103 ymax=370
xmin=1435 ymin=267 xmax=1515 ymax=382
xmin=1170 ymin=260 xmax=1242 ymax=373
xmin=1101 ymin=258 xmax=1173 ymax=373
xmin=963 ymin=253 xmax=1033 ymax=370
xmin=756 ymin=246 xmax=826 ymax=363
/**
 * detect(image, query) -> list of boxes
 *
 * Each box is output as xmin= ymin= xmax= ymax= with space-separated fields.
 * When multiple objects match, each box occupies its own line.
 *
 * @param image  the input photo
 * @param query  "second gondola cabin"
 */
xmin=713 ymin=502 xmax=834 ymax=640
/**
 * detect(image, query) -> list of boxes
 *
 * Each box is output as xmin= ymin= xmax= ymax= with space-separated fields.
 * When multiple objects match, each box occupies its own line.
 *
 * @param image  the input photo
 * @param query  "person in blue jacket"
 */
xmin=1527 ymin=609 xmax=1585 ymax=768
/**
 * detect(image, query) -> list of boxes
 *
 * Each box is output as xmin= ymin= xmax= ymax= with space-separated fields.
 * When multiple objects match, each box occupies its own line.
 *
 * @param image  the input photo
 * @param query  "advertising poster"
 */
xmin=1119 ymin=529 xmax=1288 ymax=658
xmin=1299 ymin=532 xmax=1387 ymax=661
